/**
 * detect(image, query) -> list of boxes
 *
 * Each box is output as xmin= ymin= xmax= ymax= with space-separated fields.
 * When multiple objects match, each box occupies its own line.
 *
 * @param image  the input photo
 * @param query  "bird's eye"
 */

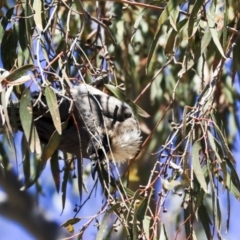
xmin=123 ymin=112 xmax=132 ymax=119
xmin=122 ymin=107 xmax=132 ymax=119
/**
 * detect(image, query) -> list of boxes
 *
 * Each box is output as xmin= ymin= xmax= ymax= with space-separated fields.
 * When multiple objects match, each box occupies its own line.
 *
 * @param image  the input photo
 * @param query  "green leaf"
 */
xmin=0 ymin=141 xmax=10 ymax=169
xmin=22 ymin=2 xmax=35 ymax=51
xmin=198 ymin=204 xmax=212 ymax=240
xmin=225 ymin=169 xmax=240 ymax=200
xmin=146 ymin=0 xmax=180 ymax=71
xmin=40 ymin=121 xmax=68 ymax=164
xmin=169 ymin=6 xmax=179 ymax=31
xmin=207 ymin=4 xmax=226 ymax=59
xmin=132 ymin=0 xmax=162 ymax=40
xmin=5 ymin=64 xmax=35 ymax=81
xmin=137 ymin=188 xmax=152 ymax=221
xmin=207 ymin=130 xmax=227 ymax=188
xmin=184 ymin=207 xmax=191 ymax=238
xmin=96 ymin=203 xmax=121 ymax=240
xmin=44 ymin=86 xmax=62 ymax=134
xmin=76 ymin=154 xmax=83 ymax=199
xmin=215 ymin=195 xmax=222 ymax=237
xmin=192 ymin=141 xmax=208 ymax=193
xmin=124 ymin=186 xmax=136 ymax=198
xmin=61 ymin=161 xmax=71 ymax=214
xmin=61 ymin=218 xmax=81 ymax=227
xmin=1 ymin=29 xmax=18 ymax=70
xmin=22 ymin=137 xmax=31 ymax=183
xmin=212 ymin=121 xmax=235 ymax=163
xmin=20 ymin=88 xmax=41 ymax=155
xmin=178 ymin=25 xmax=212 ymax=76
xmin=132 ymin=188 xmax=153 ymax=239
xmin=20 ymin=160 xmax=45 ymax=190
xmin=0 ymin=8 xmax=14 ymax=44
xmin=50 ymin=151 xmax=60 ymax=193
xmin=165 ymin=18 xmax=188 ymax=55
xmin=62 ymin=219 xmax=80 ymax=233
xmin=187 ymin=0 xmax=204 ymax=38
xmin=159 ymin=222 xmax=168 ymax=240
xmin=0 ymin=7 xmax=14 ymax=30
xmin=142 ymin=216 xmax=151 ymax=240
xmin=232 ymin=39 xmax=240 ymax=80
xmin=33 ymin=0 xmax=43 ymax=32
xmin=1 ymin=86 xmax=13 ymax=135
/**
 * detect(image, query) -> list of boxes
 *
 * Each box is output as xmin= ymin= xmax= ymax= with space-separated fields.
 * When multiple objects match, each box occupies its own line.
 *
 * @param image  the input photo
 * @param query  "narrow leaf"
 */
xmin=33 ymin=0 xmax=43 ymax=32
xmin=207 ymin=4 xmax=226 ymax=59
xmin=40 ymin=121 xmax=66 ymax=164
xmin=45 ymin=86 xmax=62 ymax=134
xmin=159 ymin=222 xmax=169 ymax=240
xmin=1 ymin=86 xmax=13 ymax=135
xmin=187 ymin=0 xmax=204 ymax=38
xmin=143 ymin=216 xmax=151 ymax=240
xmin=192 ymin=141 xmax=208 ymax=193
xmin=146 ymin=0 xmax=179 ymax=71
xmin=198 ymin=204 xmax=212 ymax=240
xmin=96 ymin=203 xmax=121 ymax=240
xmin=61 ymin=218 xmax=81 ymax=227
xmin=20 ymin=88 xmax=41 ymax=154
xmin=50 ymin=151 xmax=60 ymax=192
xmin=61 ymin=161 xmax=70 ymax=214
xmin=5 ymin=64 xmax=35 ymax=81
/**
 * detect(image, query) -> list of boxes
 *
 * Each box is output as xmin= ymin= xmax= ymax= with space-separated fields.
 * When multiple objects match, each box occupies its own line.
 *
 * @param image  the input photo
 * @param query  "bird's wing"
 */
xmin=70 ymin=84 xmax=134 ymax=133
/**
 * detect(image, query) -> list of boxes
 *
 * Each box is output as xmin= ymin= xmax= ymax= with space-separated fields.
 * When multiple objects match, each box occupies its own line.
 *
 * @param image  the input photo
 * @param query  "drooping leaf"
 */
xmin=207 ymin=3 xmax=226 ymax=59
xmin=165 ymin=18 xmax=188 ymax=55
xmin=5 ymin=64 xmax=35 ymax=81
xmin=20 ymin=88 xmax=41 ymax=155
xmin=22 ymin=137 xmax=31 ymax=183
xmin=61 ymin=161 xmax=71 ymax=214
xmin=131 ymin=188 xmax=153 ymax=239
xmin=61 ymin=218 xmax=81 ymax=227
xmin=225 ymin=170 xmax=240 ymax=200
xmin=207 ymin=130 xmax=228 ymax=189
xmin=142 ymin=216 xmax=151 ymax=240
xmin=146 ymin=0 xmax=181 ymax=71
xmin=178 ymin=25 xmax=212 ymax=76
xmin=1 ymin=28 xmax=19 ymax=70
xmin=40 ymin=121 xmax=68 ymax=164
xmin=50 ymin=150 xmax=60 ymax=193
xmin=33 ymin=0 xmax=43 ymax=32
xmin=77 ymin=150 xmax=83 ymax=199
xmin=44 ymin=86 xmax=62 ymax=134
xmin=187 ymin=0 xmax=204 ymax=38
xmin=192 ymin=141 xmax=208 ymax=193
xmin=20 ymin=160 xmax=45 ymax=190
xmin=1 ymin=86 xmax=13 ymax=135
xmin=159 ymin=222 xmax=169 ymax=240
xmin=198 ymin=204 xmax=212 ymax=240
xmin=232 ymin=40 xmax=240 ymax=83
xmin=96 ymin=203 xmax=121 ymax=240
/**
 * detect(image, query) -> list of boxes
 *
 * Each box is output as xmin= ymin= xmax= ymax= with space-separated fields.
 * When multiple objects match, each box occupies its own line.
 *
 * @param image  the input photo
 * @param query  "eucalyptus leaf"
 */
xmin=44 ymin=86 xmax=62 ymax=135
xmin=96 ymin=203 xmax=121 ymax=240
xmin=192 ymin=141 xmax=208 ymax=193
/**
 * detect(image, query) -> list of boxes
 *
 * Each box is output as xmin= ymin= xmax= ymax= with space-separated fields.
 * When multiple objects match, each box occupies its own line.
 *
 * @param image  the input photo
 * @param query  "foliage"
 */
xmin=0 ymin=0 xmax=240 ymax=239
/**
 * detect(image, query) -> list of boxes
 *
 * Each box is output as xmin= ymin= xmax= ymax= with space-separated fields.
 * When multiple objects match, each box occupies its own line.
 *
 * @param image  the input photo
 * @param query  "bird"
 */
xmin=2 ymin=84 xmax=142 ymax=177
xmin=71 ymin=84 xmax=142 ymax=177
